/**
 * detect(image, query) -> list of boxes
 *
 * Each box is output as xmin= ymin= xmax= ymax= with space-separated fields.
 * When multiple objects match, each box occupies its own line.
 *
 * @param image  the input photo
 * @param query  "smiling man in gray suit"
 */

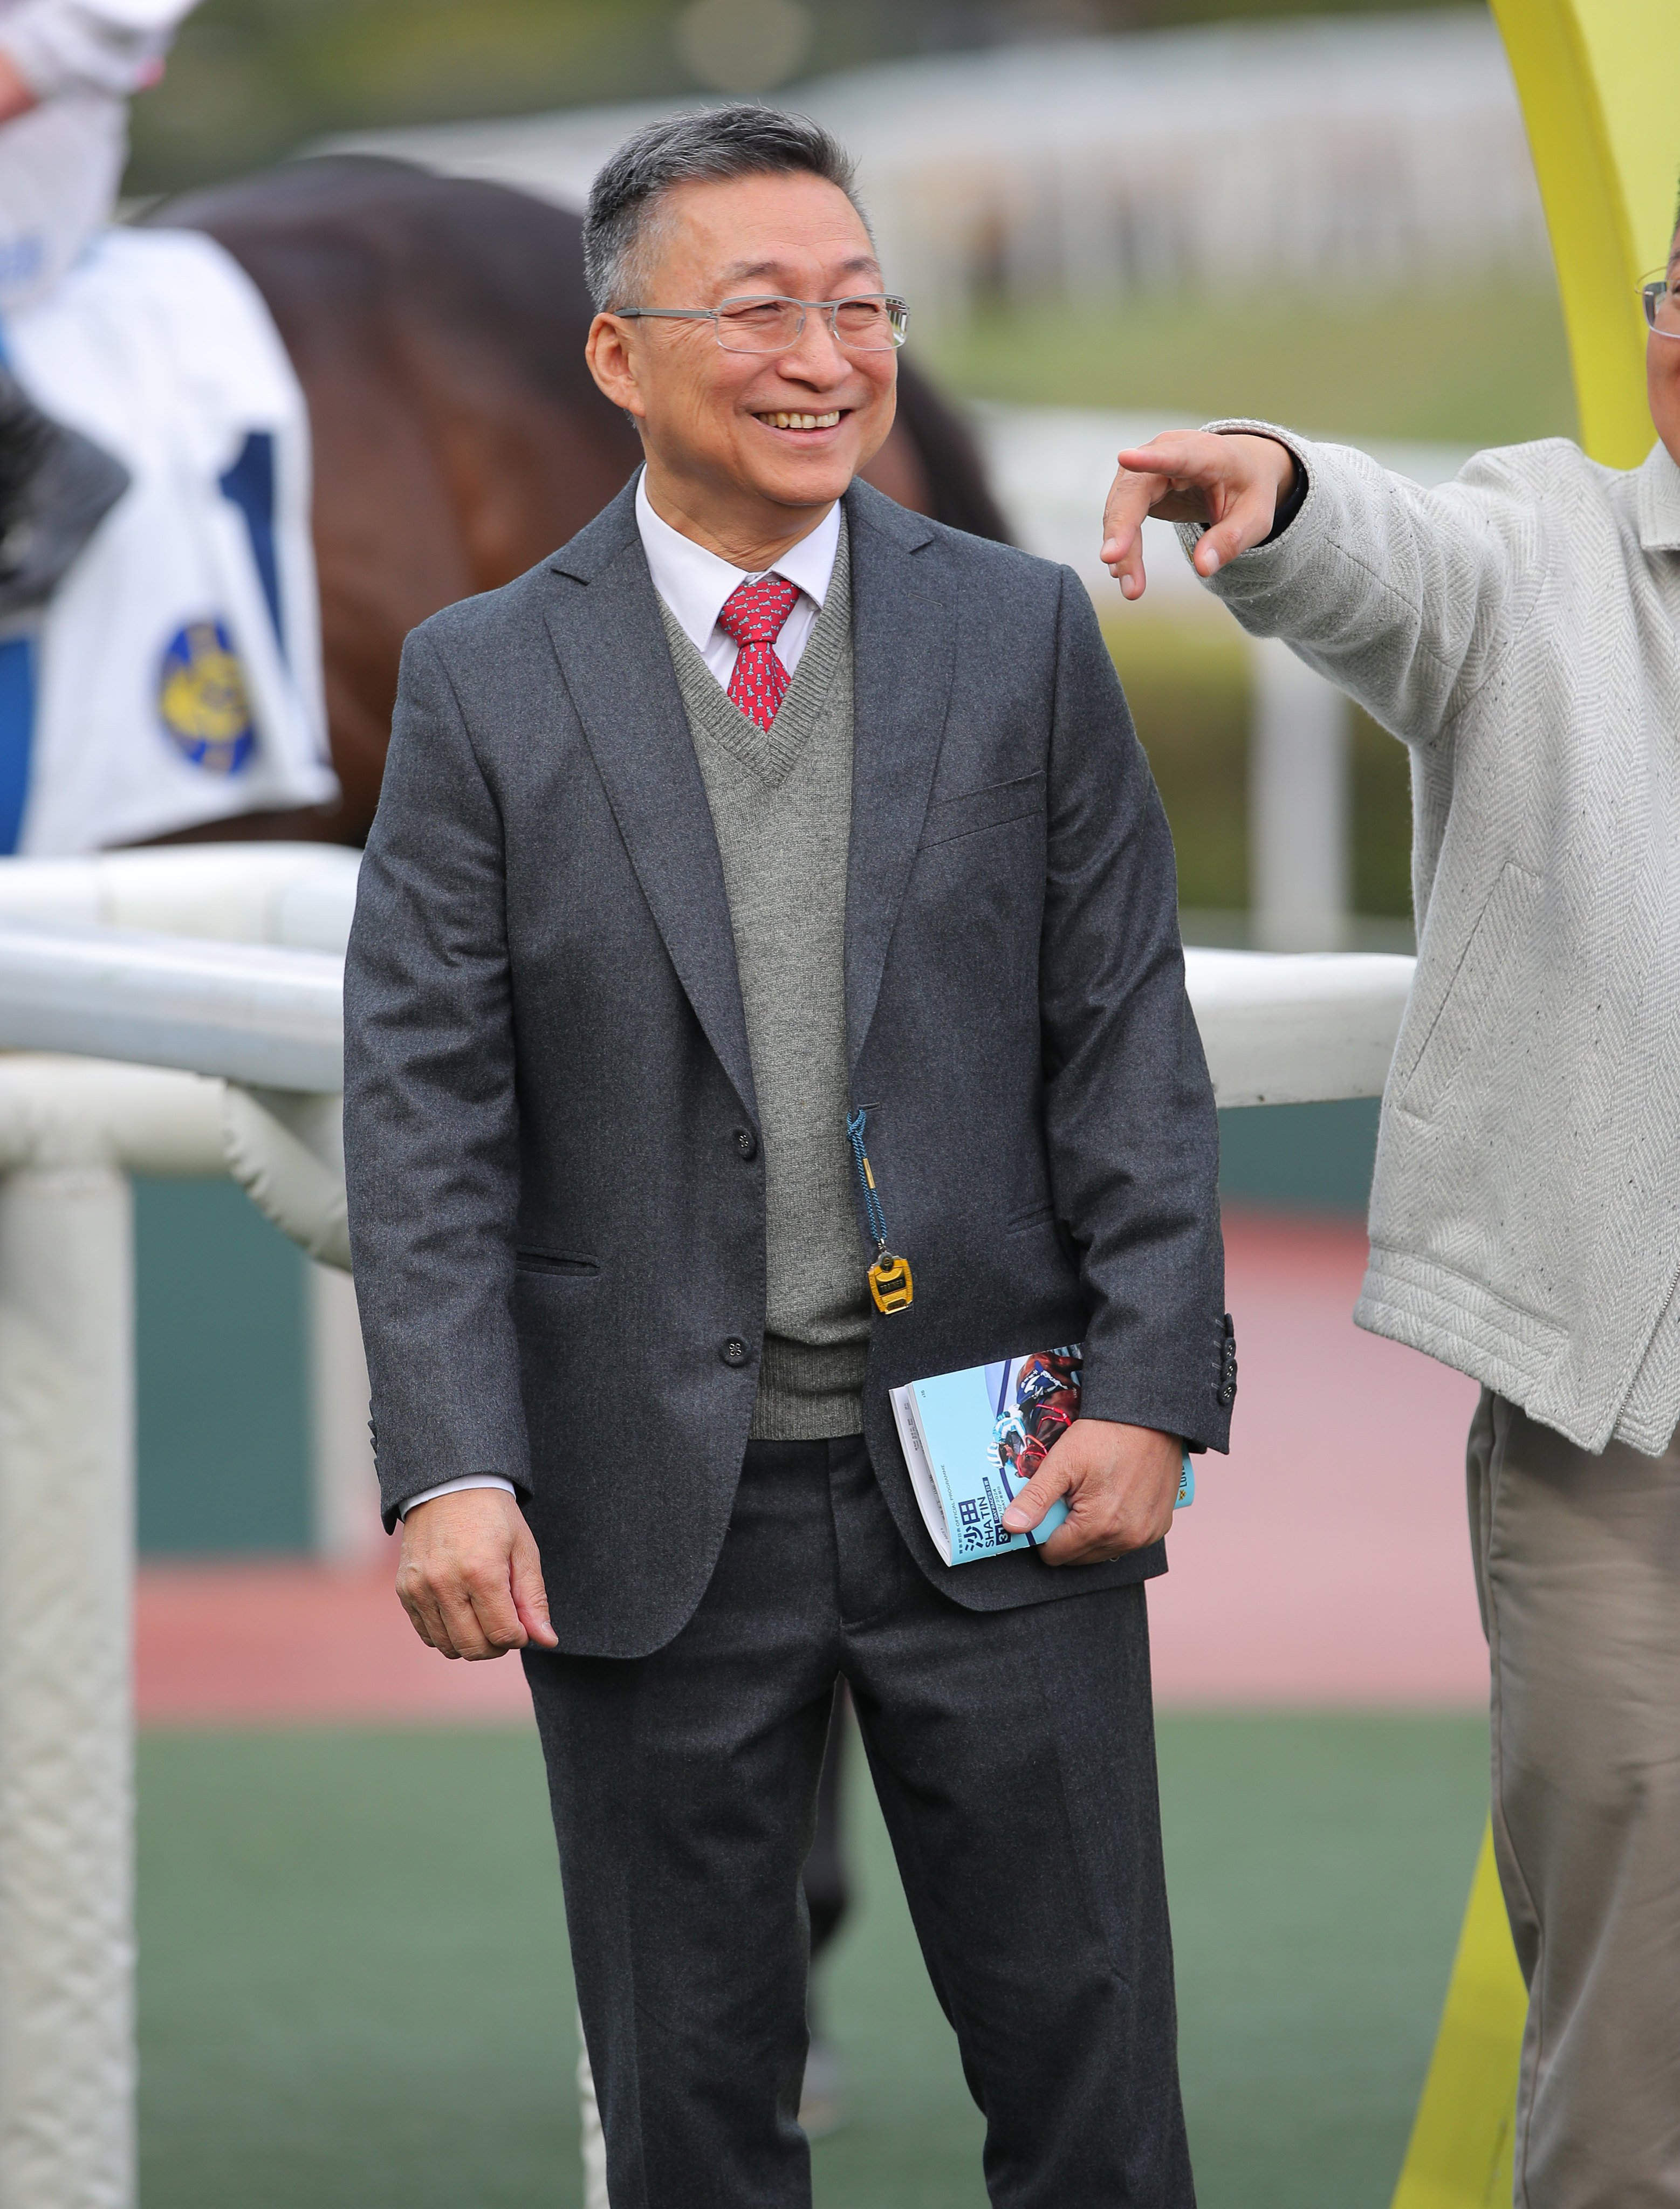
xmin=344 ymin=104 xmax=1233 ymax=2209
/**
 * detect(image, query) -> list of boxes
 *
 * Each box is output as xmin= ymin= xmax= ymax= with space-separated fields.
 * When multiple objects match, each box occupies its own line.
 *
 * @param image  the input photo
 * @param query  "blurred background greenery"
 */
xmin=943 ymin=278 xmax=1575 ymax=927
xmin=1100 ymin=617 xmax=1433 ymax=923
xmin=927 ymin=282 xmax=1575 ymax=447
xmin=126 ymin=0 xmax=1480 ymax=196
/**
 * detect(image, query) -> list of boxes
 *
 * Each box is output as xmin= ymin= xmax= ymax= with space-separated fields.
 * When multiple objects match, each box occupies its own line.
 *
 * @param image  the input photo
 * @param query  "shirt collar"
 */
xmin=634 ymin=469 xmax=841 ymax=656
xmin=1636 ymin=440 xmax=1680 ymax=552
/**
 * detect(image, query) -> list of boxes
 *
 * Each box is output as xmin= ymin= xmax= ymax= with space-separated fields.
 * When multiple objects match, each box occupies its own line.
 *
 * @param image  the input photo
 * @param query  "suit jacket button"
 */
xmin=722 ymin=1337 xmax=748 ymax=1367
xmin=735 ymin=1129 xmax=758 ymax=1161
xmin=1218 ymin=1382 xmax=1236 ymax=1406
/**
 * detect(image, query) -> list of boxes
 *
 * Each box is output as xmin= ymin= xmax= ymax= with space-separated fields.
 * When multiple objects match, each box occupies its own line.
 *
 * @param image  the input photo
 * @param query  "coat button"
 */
xmin=735 ymin=1129 xmax=757 ymax=1161
xmin=722 ymin=1337 xmax=749 ymax=1367
xmin=1218 ymin=1381 xmax=1236 ymax=1407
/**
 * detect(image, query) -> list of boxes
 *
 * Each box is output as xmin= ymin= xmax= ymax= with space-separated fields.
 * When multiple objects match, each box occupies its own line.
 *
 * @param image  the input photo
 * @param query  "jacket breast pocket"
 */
xmin=1396 ymin=861 xmax=1542 ymax=1122
xmin=919 ymin=771 xmax=1046 ymax=852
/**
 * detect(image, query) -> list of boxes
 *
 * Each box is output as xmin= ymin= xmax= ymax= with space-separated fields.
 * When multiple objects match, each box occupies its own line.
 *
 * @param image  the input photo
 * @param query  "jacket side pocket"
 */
xmin=515 ymin=1249 xmax=600 ymax=1278
xmin=1395 ymin=860 xmax=1541 ymax=1122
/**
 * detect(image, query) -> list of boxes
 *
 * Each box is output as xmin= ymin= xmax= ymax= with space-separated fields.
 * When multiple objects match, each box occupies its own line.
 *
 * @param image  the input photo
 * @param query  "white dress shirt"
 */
xmin=632 ymin=467 xmax=840 ymax=684
xmin=397 ymin=472 xmax=843 ymax=1521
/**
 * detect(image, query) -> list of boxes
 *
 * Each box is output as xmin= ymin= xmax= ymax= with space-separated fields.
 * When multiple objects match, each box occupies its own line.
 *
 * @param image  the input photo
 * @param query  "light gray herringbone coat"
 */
xmin=1197 ymin=426 xmax=1680 ymax=1456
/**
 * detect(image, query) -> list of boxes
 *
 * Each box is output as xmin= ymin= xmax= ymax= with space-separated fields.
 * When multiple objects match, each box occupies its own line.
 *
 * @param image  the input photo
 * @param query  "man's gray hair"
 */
xmin=583 ymin=105 xmax=868 ymax=313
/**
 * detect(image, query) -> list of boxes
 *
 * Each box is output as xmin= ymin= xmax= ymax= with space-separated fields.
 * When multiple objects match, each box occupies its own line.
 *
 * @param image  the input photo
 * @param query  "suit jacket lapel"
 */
xmin=543 ymin=483 xmax=758 ymax=1119
xmin=843 ymin=482 xmax=952 ymax=1074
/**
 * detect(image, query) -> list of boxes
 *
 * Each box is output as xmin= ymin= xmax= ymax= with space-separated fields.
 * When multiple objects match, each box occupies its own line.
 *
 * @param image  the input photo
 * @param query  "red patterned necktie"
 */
xmin=717 ymin=575 xmax=802 ymax=730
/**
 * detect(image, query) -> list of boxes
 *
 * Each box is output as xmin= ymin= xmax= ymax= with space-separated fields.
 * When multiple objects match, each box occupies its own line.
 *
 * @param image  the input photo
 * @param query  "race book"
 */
xmin=889 ymin=1344 xmax=1194 ymax=1567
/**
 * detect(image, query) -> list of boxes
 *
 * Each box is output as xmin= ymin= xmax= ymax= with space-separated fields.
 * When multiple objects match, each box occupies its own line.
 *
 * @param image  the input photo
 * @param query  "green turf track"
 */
xmin=138 ymin=1712 xmax=1488 ymax=2208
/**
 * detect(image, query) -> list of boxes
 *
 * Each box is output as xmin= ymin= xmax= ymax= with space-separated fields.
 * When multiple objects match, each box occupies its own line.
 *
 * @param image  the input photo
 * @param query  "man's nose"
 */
xmin=774 ymin=310 xmax=850 ymax=385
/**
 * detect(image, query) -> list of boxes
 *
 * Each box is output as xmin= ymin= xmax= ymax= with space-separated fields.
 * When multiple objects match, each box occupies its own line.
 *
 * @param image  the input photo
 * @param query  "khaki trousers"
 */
xmin=1468 ymin=1390 xmax=1680 ymax=2209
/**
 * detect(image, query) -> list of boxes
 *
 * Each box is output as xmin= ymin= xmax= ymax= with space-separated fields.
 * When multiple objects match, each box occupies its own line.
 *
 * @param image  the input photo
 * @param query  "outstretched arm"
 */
xmin=1099 ymin=422 xmax=1536 ymax=751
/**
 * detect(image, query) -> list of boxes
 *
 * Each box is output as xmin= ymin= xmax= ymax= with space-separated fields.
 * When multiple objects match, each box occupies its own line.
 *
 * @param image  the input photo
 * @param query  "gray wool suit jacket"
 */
xmin=343 ymin=476 xmax=1232 ymax=1659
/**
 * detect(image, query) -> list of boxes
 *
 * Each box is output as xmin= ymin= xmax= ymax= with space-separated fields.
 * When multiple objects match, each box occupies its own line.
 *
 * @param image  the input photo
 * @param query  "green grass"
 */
xmin=138 ymin=1731 xmax=576 ymax=2207
xmin=927 ymin=283 xmax=1578 ymax=449
xmin=1163 ymin=1715 xmax=1489 ymax=2206
xmin=139 ymin=1712 xmax=1489 ymax=2207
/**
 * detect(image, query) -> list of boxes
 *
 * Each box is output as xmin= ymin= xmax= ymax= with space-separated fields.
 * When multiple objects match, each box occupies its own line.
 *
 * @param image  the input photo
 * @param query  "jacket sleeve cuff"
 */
xmin=397 ymin=1473 xmax=517 ymax=1520
xmin=1076 ymin=1384 xmax=1233 ymax=1458
xmin=1078 ymin=1312 xmax=1237 ymax=1456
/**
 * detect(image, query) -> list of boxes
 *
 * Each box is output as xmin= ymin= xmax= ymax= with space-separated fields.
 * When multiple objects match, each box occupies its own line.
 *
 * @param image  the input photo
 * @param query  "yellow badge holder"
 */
xmin=867 ymin=1251 xmax=915 ymax=1315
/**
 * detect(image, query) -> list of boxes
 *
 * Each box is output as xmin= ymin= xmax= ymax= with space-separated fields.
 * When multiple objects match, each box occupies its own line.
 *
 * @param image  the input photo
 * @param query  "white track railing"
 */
xmin=0 ymin=847 xmax=1414 ymax=2209
xmin=0 ymin=916 xmax=342 ymax=1090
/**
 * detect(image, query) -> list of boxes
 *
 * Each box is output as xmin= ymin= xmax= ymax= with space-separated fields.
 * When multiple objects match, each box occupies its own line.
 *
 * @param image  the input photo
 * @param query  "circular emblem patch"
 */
xmin=157 ymin=618 xmax=256 ymax=775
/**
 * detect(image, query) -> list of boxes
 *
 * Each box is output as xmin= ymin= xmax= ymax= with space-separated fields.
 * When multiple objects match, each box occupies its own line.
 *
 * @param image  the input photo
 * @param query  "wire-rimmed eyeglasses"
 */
xmin=615 ymin=293 xmax=909 ymax=354
xmin=1640 ymin=272 xmax=1680 ymax=340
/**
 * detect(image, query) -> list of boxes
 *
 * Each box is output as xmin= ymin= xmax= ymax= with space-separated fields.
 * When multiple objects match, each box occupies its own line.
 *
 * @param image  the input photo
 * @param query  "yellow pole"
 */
xmin=1490 ymin=0 xmax=1675 ymax=468
xmin=1391 ymin=1826 xmax=1526 ymax=2209
xmin=1394 ymin=5 xmax=1678 ymax=2203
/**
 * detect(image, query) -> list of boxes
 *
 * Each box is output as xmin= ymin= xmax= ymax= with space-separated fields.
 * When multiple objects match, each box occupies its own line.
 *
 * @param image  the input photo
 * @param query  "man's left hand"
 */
xmin=999 ymin=1417 xmax=1182 ymax=1566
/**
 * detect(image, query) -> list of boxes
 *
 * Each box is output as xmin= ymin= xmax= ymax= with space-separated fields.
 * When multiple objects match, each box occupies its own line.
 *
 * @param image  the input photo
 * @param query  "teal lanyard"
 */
xmin=846 ymin=1108 xmax=890 ymax=1254
xmin=846 ymin=1107 xmax=914 ymax=1313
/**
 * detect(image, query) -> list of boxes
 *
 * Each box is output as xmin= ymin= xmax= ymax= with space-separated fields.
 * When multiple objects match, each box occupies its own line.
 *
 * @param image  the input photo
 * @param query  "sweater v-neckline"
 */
xmin=659 ymin=517 xmax=851 ymax=786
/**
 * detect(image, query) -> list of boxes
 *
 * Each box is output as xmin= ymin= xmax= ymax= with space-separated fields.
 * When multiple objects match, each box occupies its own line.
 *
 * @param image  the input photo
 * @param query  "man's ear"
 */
xmin=585 ymin=313 xmax=646 ymax=422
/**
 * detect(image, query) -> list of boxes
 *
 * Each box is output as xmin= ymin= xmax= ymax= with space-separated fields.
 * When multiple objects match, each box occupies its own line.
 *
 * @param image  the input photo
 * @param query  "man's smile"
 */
xmin=756 ymin=409 xmax=845 ymax=433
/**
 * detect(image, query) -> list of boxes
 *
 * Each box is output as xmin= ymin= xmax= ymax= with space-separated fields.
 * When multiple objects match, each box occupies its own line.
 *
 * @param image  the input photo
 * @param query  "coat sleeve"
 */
xmin=1188 ymin=420 xmax=1553 ymax=751
xmin=1039 ymin=567 xmax=1231 ymax=1451
xmin=342 ymin=626 xmax=530 ymax=1527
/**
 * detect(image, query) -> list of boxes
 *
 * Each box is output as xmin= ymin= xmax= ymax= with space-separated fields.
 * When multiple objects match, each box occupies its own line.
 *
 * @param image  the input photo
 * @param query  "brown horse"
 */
xmin=147 ymin=156 xmax=1007 ymax=846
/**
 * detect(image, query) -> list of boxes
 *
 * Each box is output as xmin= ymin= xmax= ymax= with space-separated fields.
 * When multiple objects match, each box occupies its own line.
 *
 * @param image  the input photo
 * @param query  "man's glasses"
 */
xmin=616 ymin=293 xmax=909 ymax=354
xmin=1640 ymin=274 xmax=1680 ymax=340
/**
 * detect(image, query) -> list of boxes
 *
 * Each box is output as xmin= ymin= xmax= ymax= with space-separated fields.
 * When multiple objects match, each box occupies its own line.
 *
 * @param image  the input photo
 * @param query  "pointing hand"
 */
xmin=1100 ymin=430 xmax=1298 ymax=601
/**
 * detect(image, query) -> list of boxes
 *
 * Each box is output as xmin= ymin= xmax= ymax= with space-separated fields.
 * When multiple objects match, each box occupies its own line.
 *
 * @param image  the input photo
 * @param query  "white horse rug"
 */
xmin=3 ymin=222 xmax=336 ymax=852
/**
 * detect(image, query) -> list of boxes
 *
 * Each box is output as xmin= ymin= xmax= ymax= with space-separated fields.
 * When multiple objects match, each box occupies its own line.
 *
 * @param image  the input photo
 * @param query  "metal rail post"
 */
xmin=1250 ymin=636 xmax=1349 ymax=952
xmin=0 ymin=1164 xmax=136 ymax=2209
xmin=0 ymin=1062 xmax=226 ymax=2209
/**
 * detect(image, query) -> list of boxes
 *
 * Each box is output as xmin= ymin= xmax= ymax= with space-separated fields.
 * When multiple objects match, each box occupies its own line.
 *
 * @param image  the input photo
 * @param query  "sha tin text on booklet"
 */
xmin=889 ymin=1345 xmax=1194 ymax=1567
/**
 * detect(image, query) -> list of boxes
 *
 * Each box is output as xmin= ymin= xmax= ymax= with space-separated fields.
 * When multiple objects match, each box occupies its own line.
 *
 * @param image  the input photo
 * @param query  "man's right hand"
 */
xmin=395 ymin=1487 xmax=558 ymax=1661
xmin=1100 ymin=430 xmax=1297 ymax=601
